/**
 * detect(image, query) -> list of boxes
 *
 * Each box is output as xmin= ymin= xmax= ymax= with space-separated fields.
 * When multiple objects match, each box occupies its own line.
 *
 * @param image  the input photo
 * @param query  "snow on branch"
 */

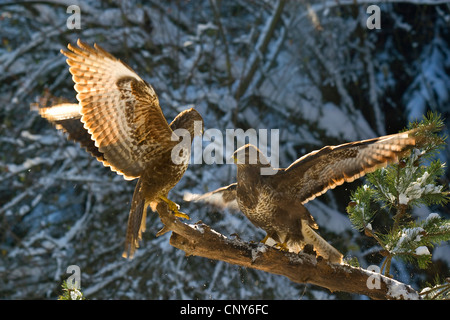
xmin=156 ymin=202 xmax=420 ymax=300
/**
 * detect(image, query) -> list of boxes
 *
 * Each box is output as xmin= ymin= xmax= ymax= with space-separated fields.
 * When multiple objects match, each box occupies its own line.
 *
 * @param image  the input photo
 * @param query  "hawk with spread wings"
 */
xmin=185 ymin=130 xmax=420 ymax=264
xmin=39 ymin=40 xmax=203 ymax=258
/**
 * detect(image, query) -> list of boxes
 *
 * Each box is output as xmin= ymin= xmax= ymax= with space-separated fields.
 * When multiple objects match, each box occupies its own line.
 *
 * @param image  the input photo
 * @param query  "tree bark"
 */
xmin=156 ymin=202 xmax=420 ymax=300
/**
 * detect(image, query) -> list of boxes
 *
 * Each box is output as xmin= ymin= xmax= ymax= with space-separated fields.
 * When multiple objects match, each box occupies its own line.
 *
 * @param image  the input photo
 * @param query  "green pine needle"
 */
xmin=346 ymin=112 xmax=450 ymax=273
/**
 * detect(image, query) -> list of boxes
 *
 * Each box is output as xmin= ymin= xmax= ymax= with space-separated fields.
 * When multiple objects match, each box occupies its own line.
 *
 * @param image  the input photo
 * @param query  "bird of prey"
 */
xmin=39 ymin=40 xmax=203 ymax=258
xmin=185 ymin=130 xmax=420 ymax=264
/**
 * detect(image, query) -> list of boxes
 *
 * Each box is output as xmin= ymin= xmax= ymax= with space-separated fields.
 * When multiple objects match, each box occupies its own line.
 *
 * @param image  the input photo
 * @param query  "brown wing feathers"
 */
xmin=282 ymin=130 xmax=417 ymax=204
xmin=62 ymin=41 xmax=142 ymax=179
xmin=60 ymin=39 xmax=175 ymax=180
xmin=38 ymin=103 xmax=105 ymax=163
xmin=40 ymin=39 xmax=424 ymax=262
xmin=37 ymin=40 xmax=205 ymax=259
xmin=183 ymin=183 xmax=240 ymax=212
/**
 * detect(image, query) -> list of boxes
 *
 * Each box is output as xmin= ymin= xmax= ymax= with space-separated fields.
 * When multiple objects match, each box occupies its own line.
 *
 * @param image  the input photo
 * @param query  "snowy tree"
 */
xmin=347 ymin=113 xmax=450 ymax=298
xmin=1 ymin=0 xmax=449 ymax=299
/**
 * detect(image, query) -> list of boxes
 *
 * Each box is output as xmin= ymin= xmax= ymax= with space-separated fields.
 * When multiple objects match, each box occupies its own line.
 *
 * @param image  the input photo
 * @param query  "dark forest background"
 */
xmin=1 ymin=0 xmax=449 ymax=299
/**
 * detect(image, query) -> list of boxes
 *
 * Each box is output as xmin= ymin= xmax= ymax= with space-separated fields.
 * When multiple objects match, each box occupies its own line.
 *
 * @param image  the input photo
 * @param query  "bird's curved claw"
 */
xmin=174 ymin=210 xmax=190 ymax=220
xmin=274 ymin=242 xmax=289 ymax=252
xmin=160 ymin=196 xmax=190 ymax=220
xmin=260 ymin=235 xmax=289 ymax=251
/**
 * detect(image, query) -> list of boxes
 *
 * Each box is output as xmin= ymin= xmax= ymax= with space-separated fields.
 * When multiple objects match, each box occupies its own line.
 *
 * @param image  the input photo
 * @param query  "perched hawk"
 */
xmin=185 ymin=130 xmax=420 ymax=264
xmin=39 ymin=40 xmax=203 ymax=258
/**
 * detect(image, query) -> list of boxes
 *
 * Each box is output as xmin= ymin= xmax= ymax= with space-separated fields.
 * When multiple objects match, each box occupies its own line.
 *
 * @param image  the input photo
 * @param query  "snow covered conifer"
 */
xmin=347 ymin=112 xmax=450 ymax=280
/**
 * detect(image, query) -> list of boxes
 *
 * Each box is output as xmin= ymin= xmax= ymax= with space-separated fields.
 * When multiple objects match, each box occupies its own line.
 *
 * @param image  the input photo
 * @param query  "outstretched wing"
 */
xmin=61 ymin=39 xmax=177 ymax=180
xmin=275 ymin=129 xmax=418 ymax=204
xmin=38 ymin=103 xmax=105 ymax=163
xmin=184 ymin=183 xmax=240 ymax=212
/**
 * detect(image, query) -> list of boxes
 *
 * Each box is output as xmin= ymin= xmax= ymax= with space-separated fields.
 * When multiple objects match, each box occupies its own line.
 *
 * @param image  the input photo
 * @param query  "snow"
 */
xmin=197 ymin=22 xmax=218 ymax=35
xmin=398 ymin=170 xmax=443 ymax=205
xmin=70 ymin=289 xmax=83 ymax=300
xmin=251 ymin=243 xmax=268 ymax=263
xmin=187 ymin=223 xmax=205 ymax=234
xmin=393 ymin=227 xmax=425 ymax=253
xmin=20 ymin=130 xmax=60 ymax=145
xmin=6 ymin=157 xmax=54 ymax=175
xmin=405 ymin=36 xmax=450 ymax=121
xmin=415 ymin=246 xmax=430 ymax=256
xmin=398 ymin=193 xmax=409 ymax=205
xmin=387 ymin=281 xmax=419 ymax=300
xmin=426 ymin=212 xmax=441 ymax=222
xmin=1 ymin=0 xmax=449 ymax=301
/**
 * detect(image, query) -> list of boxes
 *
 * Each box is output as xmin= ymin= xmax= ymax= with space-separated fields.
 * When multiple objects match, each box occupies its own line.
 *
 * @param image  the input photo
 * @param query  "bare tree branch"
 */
xmin=156 ymin=202 xmax=420 ymax=300
xmin=234 ymin=0 xmax=286 ymax=102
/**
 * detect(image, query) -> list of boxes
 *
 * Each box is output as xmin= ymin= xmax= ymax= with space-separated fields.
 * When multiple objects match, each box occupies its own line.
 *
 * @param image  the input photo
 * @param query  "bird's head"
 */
xmin=171 ymin=108 xmax=204 ymax=138
xmin=232 ymin=144 xmax=271 ymax=168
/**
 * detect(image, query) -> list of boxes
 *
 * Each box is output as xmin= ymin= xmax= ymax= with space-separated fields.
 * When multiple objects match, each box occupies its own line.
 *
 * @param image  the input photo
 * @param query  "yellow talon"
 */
xmin=261 ymin=234 xmax=270 ymax=244
xmin=160 ymin=196 xmax=190 ymax=220
xmin=174 ymin=211 xmax=190 ymax=220
xmin=260 ymin=235 xmax=289 ymax=251
xmin=275 ymin=242 xmax=289 ymax=252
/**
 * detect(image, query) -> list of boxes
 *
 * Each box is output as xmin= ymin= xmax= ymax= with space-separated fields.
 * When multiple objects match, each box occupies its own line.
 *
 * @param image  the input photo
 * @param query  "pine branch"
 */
xmin=156 ymin=202 xmax=420 ymax=300
xmin=346 ymin=112 xmax=450 ymax=274
xmin=347 ymin=185 xmax=377 ymax=233
xmin=58 ymin=280 xmax=85 ymax=300
xmin=420 ymin=279 xmax=450 ymax=300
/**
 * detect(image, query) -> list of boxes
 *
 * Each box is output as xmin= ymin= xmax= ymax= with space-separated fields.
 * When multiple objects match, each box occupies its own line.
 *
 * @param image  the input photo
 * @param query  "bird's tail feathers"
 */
xmin=265 ymin=223 xmax=343 ymax=264
xmin=300 ymin=222 xmax=343 ymax=264
xmin=122 ymin=178 xmax=147 ymax=259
